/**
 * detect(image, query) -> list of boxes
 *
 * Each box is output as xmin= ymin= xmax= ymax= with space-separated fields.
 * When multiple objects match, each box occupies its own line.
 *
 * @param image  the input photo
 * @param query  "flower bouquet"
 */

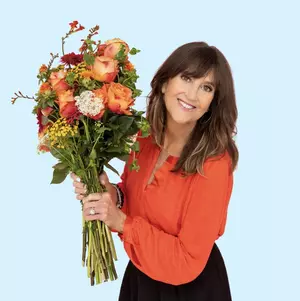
xmin=11 ymin=21 xmax=149 ymax=285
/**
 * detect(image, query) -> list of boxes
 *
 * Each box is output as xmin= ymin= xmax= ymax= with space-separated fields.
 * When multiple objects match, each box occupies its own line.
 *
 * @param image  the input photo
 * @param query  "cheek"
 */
xmin=199 ymin=96 xmax=213 ymax=110
xmin=166 ymin=79 xmax=185 ymax=96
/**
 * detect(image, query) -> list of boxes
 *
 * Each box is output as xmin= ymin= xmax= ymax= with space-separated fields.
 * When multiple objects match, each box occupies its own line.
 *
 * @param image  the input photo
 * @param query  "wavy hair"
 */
xmin=146 ymin=42 xmax=239 ymax=175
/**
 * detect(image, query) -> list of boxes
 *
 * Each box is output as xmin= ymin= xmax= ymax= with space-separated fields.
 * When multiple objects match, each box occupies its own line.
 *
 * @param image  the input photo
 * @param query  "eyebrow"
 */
xmin=182 ymin=71 xmax=216 ymax=88
xmin=203 ymin=81 xmax=215 ymax=88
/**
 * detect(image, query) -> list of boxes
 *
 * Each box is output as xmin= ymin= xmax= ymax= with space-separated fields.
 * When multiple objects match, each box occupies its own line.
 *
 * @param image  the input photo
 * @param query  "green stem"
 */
xmin=90 ymin=131 xmax=103 ymax=156
xmin=61 ymin=38 xmax=65 ymax=56
xmin=105 ymin=223 xmax=117 ymax=261
xmin=82 ymin=220 xmax=87 ymax=266
xmin=81 ymin=118 xmax=91 ymax=142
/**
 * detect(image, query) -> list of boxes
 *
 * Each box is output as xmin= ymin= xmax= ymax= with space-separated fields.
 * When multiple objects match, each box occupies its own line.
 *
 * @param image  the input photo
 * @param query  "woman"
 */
xmin=71 ymin=41 xmax=238 ymax=300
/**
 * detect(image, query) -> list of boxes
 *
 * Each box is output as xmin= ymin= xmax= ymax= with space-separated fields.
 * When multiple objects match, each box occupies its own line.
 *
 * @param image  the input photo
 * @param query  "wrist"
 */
xmin=111 ymin=183 xmax=124 ymax=209
xmin=110 ymin=184 xmax=118 ymax=206
xmin=118 ymin=211 xmax=127 ymax=234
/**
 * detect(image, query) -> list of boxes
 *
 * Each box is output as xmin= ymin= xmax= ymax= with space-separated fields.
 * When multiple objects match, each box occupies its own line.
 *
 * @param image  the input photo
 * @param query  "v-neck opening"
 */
xmin=143 ymin=145 xmax=178 ymax=192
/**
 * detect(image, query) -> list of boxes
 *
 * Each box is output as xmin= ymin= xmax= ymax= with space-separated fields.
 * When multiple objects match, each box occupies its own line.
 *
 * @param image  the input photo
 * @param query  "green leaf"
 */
xmin=106 ymin=146 xmax=122 ymax=153
xmin=132 ymin=89 xmax=142 ymax=98
xmin=104 ymin=162 xmax=120 ymax=176
xmin=41 ymin=115 xmax=48 ymax=126
xmin=66 ymin=72 xmax=76 ymax=86
xmin=129 ymin=47 xmax=141 ymax=55
xmin=140 ymin=119 xmax=151 ymax=137
xmin=50 ymin=148 xmax=63 ymax=160
xmin=90 ymin=149 xmax=97 ymax=160
xmin=52 ymin=162 xmax=68 ymax=170
xmin=84 ymin=53 xmax=95 ymax=66
xmin=73 ymin=169 xmax=85 ymax=179
xmin=115 ymin=44 xmax=127 ymax=62
xmin=119 ymin=116 xmax=134 ymax=133
xmin=135 ymin=110 xmax=145 ymax=117
xmin=47 ymin=99 xmax=54 ymax=107
xmin=107 ymin=123 xmax=119 ymax=131
xmin=129 ymin=158 xmax=140 ymax=171
xmin=51 ymin=167 xmax=69 ymax=184
xmin=131 ymin=141 xmax=140 ymax=152
xmin=117 ymin=154 xmax=129 ymax=162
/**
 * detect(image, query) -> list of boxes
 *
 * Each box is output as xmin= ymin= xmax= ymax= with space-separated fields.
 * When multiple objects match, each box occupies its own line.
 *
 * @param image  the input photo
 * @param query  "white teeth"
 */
xmin=178 ymin=99 xmax=195 ymax=109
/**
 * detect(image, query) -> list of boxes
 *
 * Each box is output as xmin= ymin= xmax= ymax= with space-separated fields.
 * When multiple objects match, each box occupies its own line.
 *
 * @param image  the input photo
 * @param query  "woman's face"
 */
xmin=162 ymin=71 xmax=215 ymax=127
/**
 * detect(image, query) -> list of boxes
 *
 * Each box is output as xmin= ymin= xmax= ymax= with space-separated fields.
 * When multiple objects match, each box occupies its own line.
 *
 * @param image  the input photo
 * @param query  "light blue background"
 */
xmin=1 ymin=0 xmax=299 ymax=300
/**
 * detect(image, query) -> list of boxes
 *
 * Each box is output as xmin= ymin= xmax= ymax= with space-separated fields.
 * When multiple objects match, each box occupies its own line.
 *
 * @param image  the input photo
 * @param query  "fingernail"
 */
xmin=76 ymin=177 xmax=80 ymax=182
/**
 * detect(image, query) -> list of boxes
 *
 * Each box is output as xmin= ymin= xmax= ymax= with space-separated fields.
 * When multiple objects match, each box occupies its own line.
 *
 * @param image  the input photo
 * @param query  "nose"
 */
xmin=185 ymin=82 xmax=198 ymax=102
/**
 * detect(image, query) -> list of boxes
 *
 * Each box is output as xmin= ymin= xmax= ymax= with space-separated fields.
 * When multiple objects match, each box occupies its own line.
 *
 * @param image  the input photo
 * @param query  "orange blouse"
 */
xmin=112 ymin=133 xmax=234 ymax=285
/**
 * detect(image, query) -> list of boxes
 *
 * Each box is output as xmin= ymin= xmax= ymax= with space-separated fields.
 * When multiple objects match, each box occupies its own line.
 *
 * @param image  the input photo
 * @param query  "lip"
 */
xmin=177 ymin=98 xmax=196 ymax=109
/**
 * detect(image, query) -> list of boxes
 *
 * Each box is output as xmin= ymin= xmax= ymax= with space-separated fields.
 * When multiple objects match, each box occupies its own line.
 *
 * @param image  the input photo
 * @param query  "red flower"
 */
xmin=38 ymin=144 xmax=50 ymax=153
xmin=96 ymin=43 xmax=106 ymax=56
xmin=37 ymin=108 xmax=50 ymax=138
xmin=61 ymin=52 xmax=84 ymax=66
xmin=69 ymin=21 xmax=85 ymax=32
xmin=69 ymin=21 xmax=79 ymax=29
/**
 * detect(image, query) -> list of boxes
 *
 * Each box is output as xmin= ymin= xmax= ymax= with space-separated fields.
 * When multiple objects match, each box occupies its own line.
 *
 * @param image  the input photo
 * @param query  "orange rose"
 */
xmin=39 ymin=82 xmax=52 ymax=94
xmin=89 ymin=56 xmax=119 ymax=82
xmin=56 ymin=89 xmax=78 ymax=118
xmin=49 ymin=70 xmax=69 ymax=92
xmin=39 ymin=64 xmax=48 ymax=73
xmin=104 ymin=38 xmax=129 ymax=59
xmin=90 ymin=87 xmax=108 ymax=120
xmin=105 ymin=83 xmax=134 ymax=115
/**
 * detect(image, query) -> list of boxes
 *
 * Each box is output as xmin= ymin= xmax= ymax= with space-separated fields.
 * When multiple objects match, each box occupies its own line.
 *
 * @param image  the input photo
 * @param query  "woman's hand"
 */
xmin=70 ymin=171 xmax=125 ymax=232
xmin=70 ymin=171 xmax=118 ymax=205
xmin=82 ymin=192 xmax=127 ymax=233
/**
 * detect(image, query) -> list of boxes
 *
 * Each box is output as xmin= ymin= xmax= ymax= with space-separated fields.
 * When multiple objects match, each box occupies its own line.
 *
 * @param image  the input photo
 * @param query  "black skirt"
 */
xmin=118 ymin=243 xmax=232 ymax=301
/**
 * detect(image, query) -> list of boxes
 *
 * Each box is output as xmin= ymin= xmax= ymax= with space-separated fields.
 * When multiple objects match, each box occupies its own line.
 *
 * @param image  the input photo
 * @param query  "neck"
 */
xmin=163 ymin=116 xmax=195 ymax=156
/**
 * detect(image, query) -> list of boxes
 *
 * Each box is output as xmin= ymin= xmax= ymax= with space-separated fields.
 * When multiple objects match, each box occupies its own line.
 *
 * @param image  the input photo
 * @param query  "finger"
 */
xmin=73 ymin=181 xmax=86 ymax=189
xmin=84 ymin=214 xmax=102 ymax=221
xmin=83 ymin=193 xmax=102 ymax=203
xmin=83 ymin=207 xmax=107 ymax=216
xmin=74 ymin=187 xmax=86 ymax=194
xmin=70 ymin=173 xmax=81 ymax=182
xmin=83 ymin=200 xmax=108 ymax=210
xmin=76 ymin=194 xmax=84 ymax=200
xmin=99 ymin=171 xmax=109 ymax=186
xmin=83 ymin=200 xmax=98 ymax=210
xmin=101 ymin=192 xmax=112 ymax=201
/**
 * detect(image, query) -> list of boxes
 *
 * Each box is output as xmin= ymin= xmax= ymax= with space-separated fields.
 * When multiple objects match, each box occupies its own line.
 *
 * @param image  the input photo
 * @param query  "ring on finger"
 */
xmin=89 ymin=208 xmax=96 ymax=215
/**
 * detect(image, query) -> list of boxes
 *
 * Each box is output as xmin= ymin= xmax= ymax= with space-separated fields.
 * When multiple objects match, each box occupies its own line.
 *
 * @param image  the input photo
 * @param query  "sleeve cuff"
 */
xmin=118 ymin=215 xmax=136 ymax=245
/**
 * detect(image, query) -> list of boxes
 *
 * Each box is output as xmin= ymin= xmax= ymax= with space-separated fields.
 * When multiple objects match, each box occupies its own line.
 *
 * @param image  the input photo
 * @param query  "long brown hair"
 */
xmin=146 ymin=42 xmax=239 ymax=175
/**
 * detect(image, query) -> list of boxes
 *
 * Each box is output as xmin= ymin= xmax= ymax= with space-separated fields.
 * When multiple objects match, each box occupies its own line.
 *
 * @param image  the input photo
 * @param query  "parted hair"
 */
xmin=146 ymin=41 xmax=239 ymax=176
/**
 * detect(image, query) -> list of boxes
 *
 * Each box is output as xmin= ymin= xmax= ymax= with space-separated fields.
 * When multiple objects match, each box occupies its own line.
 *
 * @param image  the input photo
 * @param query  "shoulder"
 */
xmin=201 ymin=151 xmax=232 ymax=179
xmin=135 ymin=129 xmax=154 ymax=149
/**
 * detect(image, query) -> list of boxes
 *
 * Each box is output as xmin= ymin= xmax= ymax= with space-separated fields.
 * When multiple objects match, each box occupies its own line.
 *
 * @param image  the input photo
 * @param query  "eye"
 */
xmin=202 ymin=85 xmax=213 ymax=92
xmin=181 ymin=74 xmax=192 ymax=82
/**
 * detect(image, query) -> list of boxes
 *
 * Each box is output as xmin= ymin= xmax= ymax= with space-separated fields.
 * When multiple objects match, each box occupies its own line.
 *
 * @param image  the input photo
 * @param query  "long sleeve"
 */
xmin=109 ymin=156 xmax=130 ymax=236
xmin=120 ymin=155 xmax=233 ymax=285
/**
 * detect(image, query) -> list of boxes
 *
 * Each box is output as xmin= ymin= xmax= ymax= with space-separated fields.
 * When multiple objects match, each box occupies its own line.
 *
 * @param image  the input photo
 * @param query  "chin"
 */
xmin=169 ymin=113 xmax=196 ymax=126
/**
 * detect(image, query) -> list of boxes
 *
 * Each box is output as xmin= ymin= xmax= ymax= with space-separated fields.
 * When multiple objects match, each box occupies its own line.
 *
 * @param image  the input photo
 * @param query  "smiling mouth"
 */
xmin=177 ymin=98 xmax=196 ymax=110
